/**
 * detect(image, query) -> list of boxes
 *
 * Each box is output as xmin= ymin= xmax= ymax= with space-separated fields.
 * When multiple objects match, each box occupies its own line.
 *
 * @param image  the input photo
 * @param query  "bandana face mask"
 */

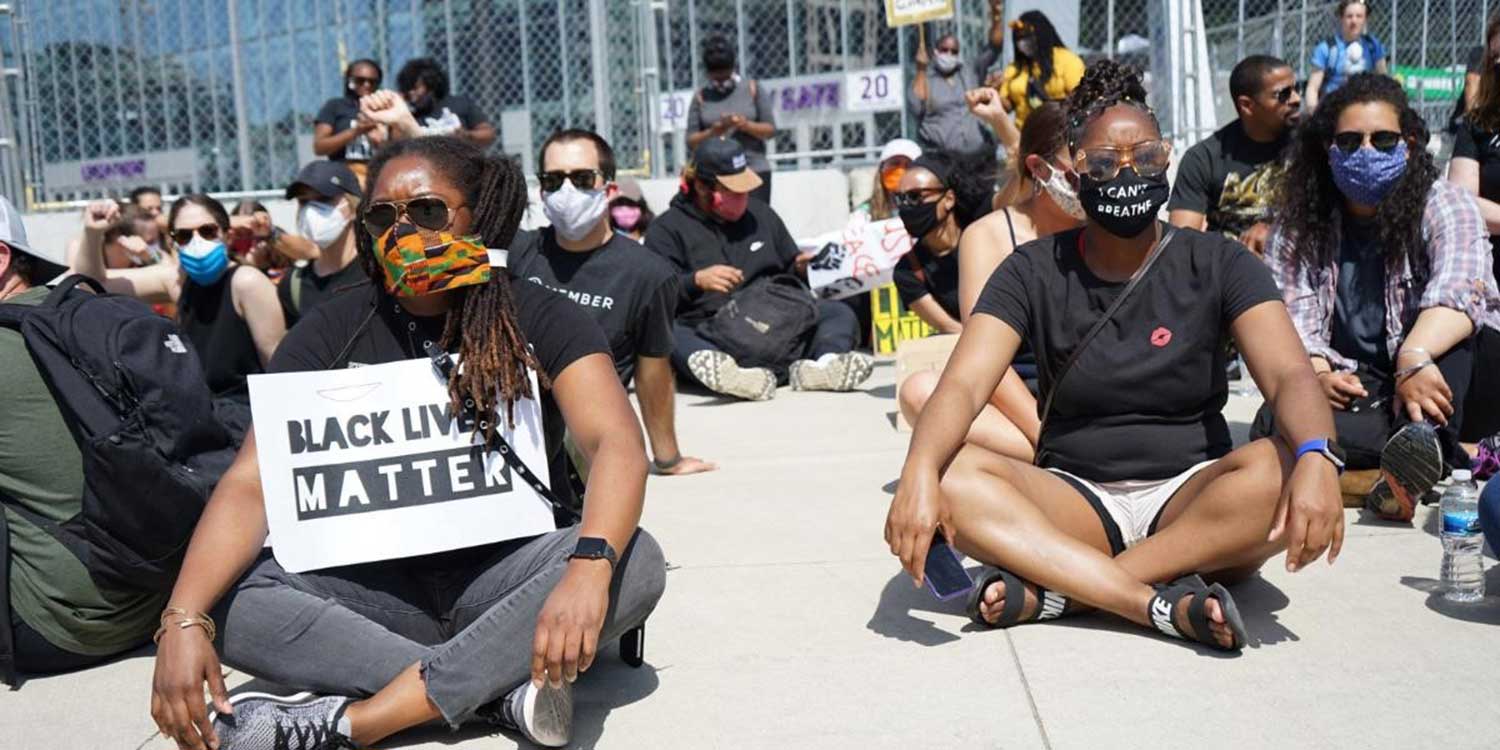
xmin=377 ymin=222 xmax=492 ymax=297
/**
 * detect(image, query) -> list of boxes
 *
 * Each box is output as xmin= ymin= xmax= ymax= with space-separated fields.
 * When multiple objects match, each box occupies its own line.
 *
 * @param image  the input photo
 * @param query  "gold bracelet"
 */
xmin=155 ymin=608 xmax=216 ymax=644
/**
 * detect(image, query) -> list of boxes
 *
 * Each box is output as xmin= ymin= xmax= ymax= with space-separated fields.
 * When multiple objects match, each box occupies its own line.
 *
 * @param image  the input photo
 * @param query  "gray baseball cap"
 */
xmin=0 ymin=196 xmax=66 ymax=282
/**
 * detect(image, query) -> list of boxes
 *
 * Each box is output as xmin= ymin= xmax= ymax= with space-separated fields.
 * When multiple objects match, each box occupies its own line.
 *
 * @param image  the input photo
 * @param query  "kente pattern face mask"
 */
xmin=377 ymin=222 xmax=492 ymax=297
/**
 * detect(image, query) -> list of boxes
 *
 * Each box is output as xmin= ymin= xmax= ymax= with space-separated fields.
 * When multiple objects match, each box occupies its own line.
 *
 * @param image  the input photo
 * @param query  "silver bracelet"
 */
xmin=1394 ymin=359 xmax=1435 ymax=382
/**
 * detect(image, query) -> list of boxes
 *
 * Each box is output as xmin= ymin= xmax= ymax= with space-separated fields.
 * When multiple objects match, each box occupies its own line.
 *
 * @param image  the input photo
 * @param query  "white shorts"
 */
xmin=1047 ymin=459 xmax=1219 ymax=553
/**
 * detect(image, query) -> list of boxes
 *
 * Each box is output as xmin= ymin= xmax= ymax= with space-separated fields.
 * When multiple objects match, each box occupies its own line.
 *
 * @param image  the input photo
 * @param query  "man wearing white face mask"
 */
xmin=511 ymin=129 xmax=717 ymax=477
xmin=280 ymin=160 xmax=366 ymax=326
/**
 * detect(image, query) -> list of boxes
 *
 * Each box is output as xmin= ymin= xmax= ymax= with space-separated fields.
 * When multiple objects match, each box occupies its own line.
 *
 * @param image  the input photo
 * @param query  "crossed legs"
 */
xmin=940 ymin=439 xmax=1292 ymax=647
xmin=899 ymin=368 xmax=1040 ymax=462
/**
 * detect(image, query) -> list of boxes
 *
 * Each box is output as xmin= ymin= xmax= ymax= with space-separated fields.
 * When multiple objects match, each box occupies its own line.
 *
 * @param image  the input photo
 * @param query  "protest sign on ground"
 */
xmin=803 ymin=217 xmax=916 ymax=301
xmin=248 ymin=358 xmax=556 ymax=573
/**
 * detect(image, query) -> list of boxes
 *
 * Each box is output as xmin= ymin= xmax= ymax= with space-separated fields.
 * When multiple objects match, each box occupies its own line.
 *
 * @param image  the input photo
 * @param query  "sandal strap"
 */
xmin=1147 ymin=578 xmax=1201 ymax=640
xmin=996 ymin=569 xmax=1029 ymax=625
xmin=1036 ymin=588 xmax=1068 ymax=621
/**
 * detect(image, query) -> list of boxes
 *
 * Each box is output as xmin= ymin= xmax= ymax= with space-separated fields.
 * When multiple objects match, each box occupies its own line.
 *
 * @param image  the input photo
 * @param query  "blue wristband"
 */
xmin=1296 ymin=438 xmax=1345 ymax=474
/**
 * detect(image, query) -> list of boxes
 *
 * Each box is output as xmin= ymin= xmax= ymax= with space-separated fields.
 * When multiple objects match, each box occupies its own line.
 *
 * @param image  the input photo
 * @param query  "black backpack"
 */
xmin=697 ymin=274 xmax=818 ymax=378
xmin=0 ymin=276 xmax=235 ymax=593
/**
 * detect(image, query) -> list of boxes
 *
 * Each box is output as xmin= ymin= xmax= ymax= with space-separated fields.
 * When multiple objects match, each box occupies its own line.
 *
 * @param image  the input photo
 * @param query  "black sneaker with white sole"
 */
xmin=481 ymin=680 xmax=574 ymax=748
xmin=209 ymin=691 xmax=356 ymax=750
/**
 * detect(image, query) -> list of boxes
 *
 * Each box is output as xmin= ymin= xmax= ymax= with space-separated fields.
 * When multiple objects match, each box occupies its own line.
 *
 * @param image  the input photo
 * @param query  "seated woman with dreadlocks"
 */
xmin=148 ymin=136 xmax=666 ymax=750
xmin=885 ymin=61 xmax=1344 ymax=652
xmin=1254 ymin=72 xmax=1500 ymax=522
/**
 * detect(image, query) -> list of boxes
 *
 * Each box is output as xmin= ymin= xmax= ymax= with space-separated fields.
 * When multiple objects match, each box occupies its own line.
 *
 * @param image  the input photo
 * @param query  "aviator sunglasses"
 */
xmin=362 ymin=196 xmax=465 ymax=237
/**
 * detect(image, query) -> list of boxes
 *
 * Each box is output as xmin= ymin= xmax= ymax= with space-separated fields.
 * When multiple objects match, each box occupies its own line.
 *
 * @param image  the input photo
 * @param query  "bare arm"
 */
xmin=73 ymin=201 xmax=181 ymax=302
xmin=360 ymin=90 xmax=422 ymax=141
xmin=736 ymin=119 xmax=776 ymax=141
xmin=531 ymin=351 xmax=650 ymax=686
xmin=1447 ymin=158 xmax=1500 ymax=234
xmin=230 ymin=267 xmax=287 ymax=366
xmin=312 ymin=122 xmax=369 ymax=157
xmin=909 ymin=294 xmax=963 ymax=334
xmin=1305 ymin=70 xmax=1325 ymax=112
xmin=634 ymin=355 xmax=682 ymax=464
xmin=1376 ymin=58 xmax=1389 ymax=75
xmin=957 ymin=213 xmax=1014 ymax=322
xmin=1168 ymin=209 xmax=1208 ymax=231
xmin=1232 ymin=300 xmax=1343 ymax=571
xmin=1466 ymin=71 xmax=1482 ymax=112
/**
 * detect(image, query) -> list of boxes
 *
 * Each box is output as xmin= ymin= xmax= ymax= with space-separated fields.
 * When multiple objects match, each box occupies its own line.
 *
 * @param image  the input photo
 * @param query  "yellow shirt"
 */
xmin=1001 ymin=47 xmax=1086 ymax=128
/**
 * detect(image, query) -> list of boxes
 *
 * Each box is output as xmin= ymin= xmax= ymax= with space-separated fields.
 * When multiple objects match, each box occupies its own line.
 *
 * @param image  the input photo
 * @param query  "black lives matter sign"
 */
xmin=286 ymin=401 xmax=514 ymax=520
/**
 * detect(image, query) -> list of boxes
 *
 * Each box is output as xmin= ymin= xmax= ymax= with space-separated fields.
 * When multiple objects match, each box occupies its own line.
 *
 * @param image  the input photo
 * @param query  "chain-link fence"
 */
xmin=0 ymin=0 xmax=1493 ymax=208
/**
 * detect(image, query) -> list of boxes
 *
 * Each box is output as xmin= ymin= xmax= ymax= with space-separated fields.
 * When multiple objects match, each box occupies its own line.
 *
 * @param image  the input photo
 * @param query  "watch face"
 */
xmin=575 ymin=537 xmax=608 ymax=557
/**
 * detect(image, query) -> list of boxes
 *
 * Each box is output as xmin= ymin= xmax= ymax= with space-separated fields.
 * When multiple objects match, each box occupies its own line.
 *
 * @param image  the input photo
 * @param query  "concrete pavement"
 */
xmin=9 ymin=361 xmax=1499 ymax=749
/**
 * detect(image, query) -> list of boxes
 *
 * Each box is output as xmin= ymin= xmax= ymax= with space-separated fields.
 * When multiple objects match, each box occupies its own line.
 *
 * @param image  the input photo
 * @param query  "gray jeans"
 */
xmin=215 ymin=526 xmax=665 ymax=727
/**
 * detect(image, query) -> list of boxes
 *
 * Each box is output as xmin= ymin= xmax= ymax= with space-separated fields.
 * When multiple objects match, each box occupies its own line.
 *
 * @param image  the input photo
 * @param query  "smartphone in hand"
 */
xmin=924 ymin=533 xmax=974 ymax=600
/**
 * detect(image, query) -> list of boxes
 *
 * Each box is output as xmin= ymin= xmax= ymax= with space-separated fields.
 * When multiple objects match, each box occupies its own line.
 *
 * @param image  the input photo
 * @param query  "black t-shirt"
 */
xmin=511 ymin=229 xmax=679 ymax=385
xmin=413 ymin=95 xmax=490 ymax=135
xmin=1167 ymin=121 xmax=1289 ymax=238
xmin=313 ymin=96 xmax=375 ymax=162
xmin=893 ymin=244 xmax=962 ymax=320
xmin=1453 ymin=117 xmax=1500 ymax=273
xmin=972 ymin=225 xmax=1283 ymax=482
xmin=267 ymin=280 xmax=608 ymax=504
xmin=1331 ymin=216 xmax=1391 ymax=371
xmin=277 ymin=258 xmax=370 ymax=328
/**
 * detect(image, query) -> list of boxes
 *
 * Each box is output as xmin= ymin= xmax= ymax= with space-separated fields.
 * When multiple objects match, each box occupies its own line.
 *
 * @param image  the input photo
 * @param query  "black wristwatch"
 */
xmin=569 ymin=537 xmax=618 ymax=569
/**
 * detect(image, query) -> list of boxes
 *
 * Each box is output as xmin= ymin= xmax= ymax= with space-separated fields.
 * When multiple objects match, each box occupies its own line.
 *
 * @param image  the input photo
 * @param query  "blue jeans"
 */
xmin=1480 ymin=480 xmax=1500 ymax=558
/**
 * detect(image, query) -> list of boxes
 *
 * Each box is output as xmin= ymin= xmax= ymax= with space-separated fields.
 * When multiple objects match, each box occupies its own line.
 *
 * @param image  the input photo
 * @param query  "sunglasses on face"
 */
xmin=1268 ymin=84 xmax=1297 ymax=104
xmin=349 ymin=76 xmax=380 ymax=88
xmin=891 ymin=187 xmax=947 ymax=210
xmin=1332 ymin=130 xmax=1403 ymax=154
xmin=1073 ymin=140 xmax=1172 ymax=182
xmin=362 ymin=196 xmax=463 ymax=237
xmin=171 ymin=224 xmax=221 ymax=245
xmin=537 ymin=169 xmax=605 ymax=193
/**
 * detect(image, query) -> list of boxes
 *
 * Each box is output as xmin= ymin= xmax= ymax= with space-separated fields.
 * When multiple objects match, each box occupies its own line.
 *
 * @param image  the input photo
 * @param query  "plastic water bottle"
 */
xmin=1440 ymin=470 xmax=1486 ymax=603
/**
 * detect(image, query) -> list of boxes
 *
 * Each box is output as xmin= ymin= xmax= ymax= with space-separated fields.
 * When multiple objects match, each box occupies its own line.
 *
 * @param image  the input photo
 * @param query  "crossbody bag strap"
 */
xmin=418 ymin=333 xmax=579 ymax=525
xmin=1035 ymin=227 xmax=1177 ymax=462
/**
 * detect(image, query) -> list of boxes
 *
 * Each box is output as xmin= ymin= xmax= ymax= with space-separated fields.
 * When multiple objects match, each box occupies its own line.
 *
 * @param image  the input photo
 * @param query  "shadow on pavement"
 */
xmin=1400 ymin=567 xmax=1500 ymax=626
xmin=866 ymin=571 xmax=965 ymax=647
xmin=865 ymin=383 xmax=895 ymax=399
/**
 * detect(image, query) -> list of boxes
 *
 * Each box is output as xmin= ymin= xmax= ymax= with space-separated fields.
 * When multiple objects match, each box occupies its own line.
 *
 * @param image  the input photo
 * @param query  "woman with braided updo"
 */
xmin=886 ymin=61 xmax=1344 ymax=652
xmin=149 ymin=136 xmax=665 ymax=750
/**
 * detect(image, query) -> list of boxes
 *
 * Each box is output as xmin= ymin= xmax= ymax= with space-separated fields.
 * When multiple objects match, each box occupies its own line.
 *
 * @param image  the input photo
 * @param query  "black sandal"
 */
xmin=966 ymin=566 xmax=1076 ymax=629
xmin=1146 ymin=574 xmax=1248 ymax=652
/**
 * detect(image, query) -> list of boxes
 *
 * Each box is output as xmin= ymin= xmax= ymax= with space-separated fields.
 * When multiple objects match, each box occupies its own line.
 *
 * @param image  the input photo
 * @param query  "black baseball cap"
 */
xmin=285 ymin=160 xmax=362 ymax=200
xmin=693 ymin=138 xmax=763 ymax=193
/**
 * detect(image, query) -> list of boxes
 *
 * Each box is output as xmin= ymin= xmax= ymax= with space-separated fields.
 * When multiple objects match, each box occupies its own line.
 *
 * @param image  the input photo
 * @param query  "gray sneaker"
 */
xmin=789 ymin=352 xmax=874 ymax=392
xmin=209 ymin=691 xmax=355 ymax=749
xmin=687 ymin=350 xmax=777 ymax=401
xmin=486 ymin=680 xmax=573 ymax=748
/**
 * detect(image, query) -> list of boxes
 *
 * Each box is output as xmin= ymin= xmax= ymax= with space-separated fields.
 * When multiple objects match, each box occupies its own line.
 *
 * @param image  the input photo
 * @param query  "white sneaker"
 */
xmin=687 ymin=350 xmax=777 ymax=401
xmin=491 ymin=680 xmax=573 ymax=748
xmin=789 ymin=352 xmax=875 ymax=392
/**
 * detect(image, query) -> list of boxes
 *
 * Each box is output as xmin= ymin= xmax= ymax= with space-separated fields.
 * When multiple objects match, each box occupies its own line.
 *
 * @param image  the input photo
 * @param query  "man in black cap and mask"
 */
xmin=645 ymin=138 xmax=873 ymax=401
xmin=281 ymin=160 xmax=366 ymax=326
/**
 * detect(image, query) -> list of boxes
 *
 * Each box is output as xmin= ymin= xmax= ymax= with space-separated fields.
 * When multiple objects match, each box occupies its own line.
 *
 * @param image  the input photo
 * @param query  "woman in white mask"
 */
xmin=280 ymin=160 xmax=367 ymax=326
xmin=898 ymin=103 xmax=1085 ymax=464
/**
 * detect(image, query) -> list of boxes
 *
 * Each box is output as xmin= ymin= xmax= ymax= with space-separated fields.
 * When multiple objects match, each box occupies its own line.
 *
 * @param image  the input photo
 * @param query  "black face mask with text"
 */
xmin=1078 ymin=167 xmax=1169 ymax=238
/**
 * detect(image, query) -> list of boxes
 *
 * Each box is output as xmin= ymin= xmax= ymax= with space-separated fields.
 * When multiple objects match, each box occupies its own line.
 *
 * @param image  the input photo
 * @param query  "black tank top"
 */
xmin=1000 ymin=208 xmax=1038 ymax=377
xmin=178 ymin=266 xmax=264 ymax=400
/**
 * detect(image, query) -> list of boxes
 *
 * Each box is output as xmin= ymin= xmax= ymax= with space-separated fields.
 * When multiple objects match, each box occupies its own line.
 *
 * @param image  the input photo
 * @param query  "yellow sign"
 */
xmin=871 ymin=282 xmax=937 ymax=354
xmin=884 ymin=0 xmax=955 ymax=28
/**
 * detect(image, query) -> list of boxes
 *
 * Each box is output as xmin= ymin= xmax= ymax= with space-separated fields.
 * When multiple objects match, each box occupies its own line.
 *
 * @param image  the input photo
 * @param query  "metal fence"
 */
xmin=0 ymin=0 xmax=1493 ymax=209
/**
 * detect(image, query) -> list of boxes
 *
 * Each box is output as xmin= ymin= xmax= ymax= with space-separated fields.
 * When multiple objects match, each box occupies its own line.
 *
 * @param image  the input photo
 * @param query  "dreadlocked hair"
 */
xmin=1271 ymin=73 xmax=1436 ymax=274
xmin=1063 ymin=59 xmax=1157 ymax=149
xmin=355 ymin=136 xmax=547 ymax=444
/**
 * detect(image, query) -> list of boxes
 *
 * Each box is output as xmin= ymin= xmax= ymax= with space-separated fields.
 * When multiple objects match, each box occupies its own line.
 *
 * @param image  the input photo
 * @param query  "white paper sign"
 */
xmin=884 ymin=0 xmax=955 ymax=27
xmin=248 ymin=358 xmax=557 ymax=573
xmin=844 ymin=67 xmax=905 ymax=113
xmin=658 ymin=90 xmax=693 ymax=134
xmin=802 ymin=217 xmax=918 ymax=300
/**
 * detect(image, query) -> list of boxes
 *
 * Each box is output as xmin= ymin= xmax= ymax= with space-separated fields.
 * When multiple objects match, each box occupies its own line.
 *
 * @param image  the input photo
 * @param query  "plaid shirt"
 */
xmin=1265 ymin=180 xmax=1500 ymax=371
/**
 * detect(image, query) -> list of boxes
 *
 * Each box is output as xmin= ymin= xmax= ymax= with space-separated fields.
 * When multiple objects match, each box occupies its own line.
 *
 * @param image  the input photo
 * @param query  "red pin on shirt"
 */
xmin=1150 ymin=326 xmax=1173 ymax=348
